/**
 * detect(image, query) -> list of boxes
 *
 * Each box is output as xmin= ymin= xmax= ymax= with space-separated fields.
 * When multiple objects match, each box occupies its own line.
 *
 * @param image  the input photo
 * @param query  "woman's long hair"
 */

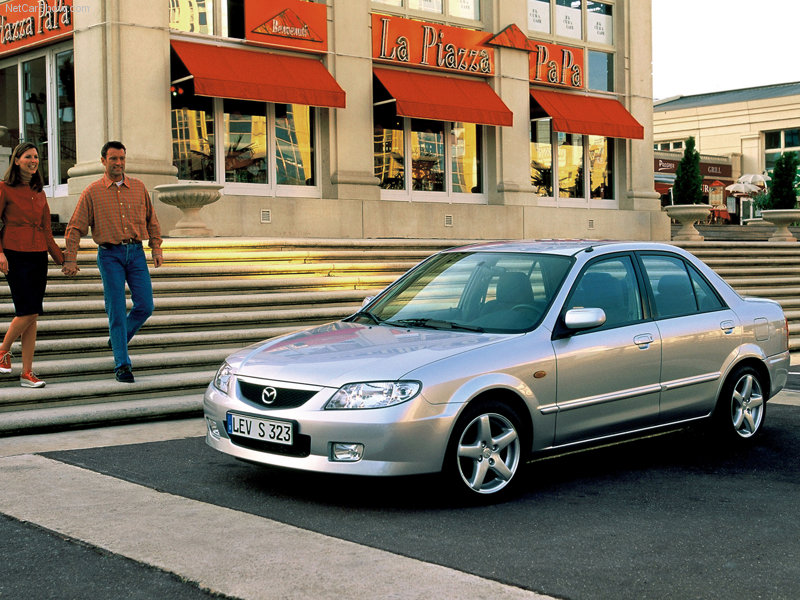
xmin=3 ymin=142 xmax=44 ymax=192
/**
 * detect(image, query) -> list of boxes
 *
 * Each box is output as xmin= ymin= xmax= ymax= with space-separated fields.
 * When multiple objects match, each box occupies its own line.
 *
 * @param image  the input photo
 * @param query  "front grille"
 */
xmin=229 ymin=432 xmax=311 ymax=458
xmin=237 ymin=380 xmax=318 ymax=409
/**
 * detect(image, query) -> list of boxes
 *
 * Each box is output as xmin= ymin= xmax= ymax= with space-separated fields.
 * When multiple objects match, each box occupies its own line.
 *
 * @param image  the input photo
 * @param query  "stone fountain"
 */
xmin=155 ymin=182 xmax=223 ymax=237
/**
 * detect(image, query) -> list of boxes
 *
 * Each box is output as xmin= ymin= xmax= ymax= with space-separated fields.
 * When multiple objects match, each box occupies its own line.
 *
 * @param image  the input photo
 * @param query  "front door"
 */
xmin=552 ymin=255 xmax=662 ymax=445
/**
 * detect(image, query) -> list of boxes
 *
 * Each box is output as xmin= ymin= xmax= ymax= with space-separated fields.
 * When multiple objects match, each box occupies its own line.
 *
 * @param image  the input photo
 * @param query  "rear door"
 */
xmin=638 ymin=252 xmax=740 ymax=422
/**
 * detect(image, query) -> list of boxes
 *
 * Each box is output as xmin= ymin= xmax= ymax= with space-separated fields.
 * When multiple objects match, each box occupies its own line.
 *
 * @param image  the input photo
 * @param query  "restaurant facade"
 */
xmin=0 ymin=0 xmax=667 ymax=240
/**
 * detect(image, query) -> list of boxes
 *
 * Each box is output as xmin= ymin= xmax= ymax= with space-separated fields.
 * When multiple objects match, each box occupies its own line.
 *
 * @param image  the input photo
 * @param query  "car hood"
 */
xmin=229 ymin=321 xmax=511 ymax=387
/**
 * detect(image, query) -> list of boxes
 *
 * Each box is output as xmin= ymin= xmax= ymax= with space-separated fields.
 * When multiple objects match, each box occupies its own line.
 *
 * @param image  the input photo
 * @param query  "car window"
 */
xmin=367 ymin=251 xmax=572 ymax=333
xmin=688 ymin=264 xmax=725 ymax=312
xmin=566 ymin=256 xmax=643 ymax=329
xmin=640 ymin=254 xmax=707 ymax=318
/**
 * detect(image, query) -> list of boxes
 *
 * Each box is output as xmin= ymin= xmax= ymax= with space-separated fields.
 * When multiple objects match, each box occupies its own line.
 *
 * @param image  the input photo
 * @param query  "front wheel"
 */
xmin=712 ymin=366 xmax=767 ymax=443
xmin=444 ymin=401 xmax=526 ymax=498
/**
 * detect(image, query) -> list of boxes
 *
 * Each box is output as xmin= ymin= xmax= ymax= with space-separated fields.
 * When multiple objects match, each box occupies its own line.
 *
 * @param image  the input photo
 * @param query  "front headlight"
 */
xmin=325 ymin=381 xmax=421 ymax=410
xmin=212 ymin=362 xmax=235 ymax=394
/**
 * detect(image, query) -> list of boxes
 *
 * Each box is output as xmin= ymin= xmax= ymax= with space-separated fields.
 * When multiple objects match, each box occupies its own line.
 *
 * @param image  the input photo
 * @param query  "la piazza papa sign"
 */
xmin=372 ymin=16 xmax=584 ymax=90
xmin=0 ymin=0 xmax=75 ymax=55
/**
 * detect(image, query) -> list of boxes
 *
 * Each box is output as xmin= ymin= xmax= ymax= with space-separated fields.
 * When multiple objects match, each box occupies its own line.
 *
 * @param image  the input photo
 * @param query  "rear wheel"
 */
xmin=713 ymin=366 xmax=766 ymax=443
xmin=444 ymin=401 xmax=526 ymax=498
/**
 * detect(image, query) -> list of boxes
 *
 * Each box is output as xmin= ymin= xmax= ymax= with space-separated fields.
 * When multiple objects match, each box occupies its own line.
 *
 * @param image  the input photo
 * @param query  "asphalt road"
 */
xmin=1 ymin=398 xmax=798 ymax=600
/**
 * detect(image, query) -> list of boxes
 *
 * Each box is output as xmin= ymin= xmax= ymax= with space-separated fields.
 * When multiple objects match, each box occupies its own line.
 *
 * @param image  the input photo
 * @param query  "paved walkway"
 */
xmin=0 ymin=419 xmax=552 ymax=600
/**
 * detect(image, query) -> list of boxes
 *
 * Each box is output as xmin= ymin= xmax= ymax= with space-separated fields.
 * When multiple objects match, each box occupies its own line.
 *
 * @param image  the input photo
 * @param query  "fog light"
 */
xmin=206 ymin=417 xmax=220 ymax=440
xmin=330 ymin=443 xmax=364 ymax=462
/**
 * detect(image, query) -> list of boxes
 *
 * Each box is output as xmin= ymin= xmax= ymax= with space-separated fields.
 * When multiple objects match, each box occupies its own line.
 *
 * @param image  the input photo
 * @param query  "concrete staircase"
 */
xmin=1 ymin=237 xmax=798 ymax=434
xmin=0 ymin=238 xmax=464 ymax=433
xmin=675 ymin=241 xmax=800 ymax=351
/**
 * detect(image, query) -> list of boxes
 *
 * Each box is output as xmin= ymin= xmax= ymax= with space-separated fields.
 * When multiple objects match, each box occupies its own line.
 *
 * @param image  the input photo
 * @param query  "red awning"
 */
xmin=530 ymin=89 xmax=644 ymax=139
xmin=171 ymin=40 xmax=345 ymax=108
xmin=654 ymin=182 xmax=672 ymax=195
xmin=374 ymin=67 xmax=512 ymax=127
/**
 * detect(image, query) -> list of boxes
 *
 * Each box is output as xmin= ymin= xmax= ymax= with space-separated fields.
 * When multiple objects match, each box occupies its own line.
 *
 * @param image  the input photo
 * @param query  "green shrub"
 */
xmin=763 ymin=152 xmax=800 ymax=210
xmin=672 ymin=137 xmax=703 ymax=205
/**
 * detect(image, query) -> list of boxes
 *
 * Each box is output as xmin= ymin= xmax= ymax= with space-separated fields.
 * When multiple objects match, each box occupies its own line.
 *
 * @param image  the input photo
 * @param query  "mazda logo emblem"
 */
xmin=261 ymin=387 xmax=278 ymax=405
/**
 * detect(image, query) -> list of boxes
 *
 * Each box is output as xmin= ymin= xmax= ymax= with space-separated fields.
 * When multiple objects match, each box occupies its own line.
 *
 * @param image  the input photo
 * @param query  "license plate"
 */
xmin=226 ymin=413 xmax=293 ymax=445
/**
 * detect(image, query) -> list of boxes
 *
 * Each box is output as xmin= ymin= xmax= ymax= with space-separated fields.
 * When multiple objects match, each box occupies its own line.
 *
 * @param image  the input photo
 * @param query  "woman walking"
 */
xmin=0 ymin=142 xmax=64 ymax=387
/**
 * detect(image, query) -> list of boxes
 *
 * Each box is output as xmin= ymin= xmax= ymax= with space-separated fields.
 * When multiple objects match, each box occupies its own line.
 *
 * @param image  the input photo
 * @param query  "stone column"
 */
xmin=620 ymin=0 xmax=663 ymax=220
xmin=324 ymin=0 xmax=380 ymax=201
xmin=67 ymin=0 xmax=177 ymax=198
xmin=489 ymin=0 xmax=535 ymax=206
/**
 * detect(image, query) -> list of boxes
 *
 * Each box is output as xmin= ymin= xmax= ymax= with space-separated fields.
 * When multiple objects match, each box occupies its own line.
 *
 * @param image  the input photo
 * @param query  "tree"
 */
xmin=766 ymin=151 xmax=799 ymax=210
xmin=672 ymin=136 xmax=703 ymax=205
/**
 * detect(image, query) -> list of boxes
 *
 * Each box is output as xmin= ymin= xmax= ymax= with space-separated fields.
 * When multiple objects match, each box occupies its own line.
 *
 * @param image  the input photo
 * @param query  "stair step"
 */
xmin=2 ymin=236 xmax=799 ymax=435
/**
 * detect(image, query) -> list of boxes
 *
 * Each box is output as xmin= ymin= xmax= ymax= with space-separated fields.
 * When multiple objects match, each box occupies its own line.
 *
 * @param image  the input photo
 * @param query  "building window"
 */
xmin=528 ymin=0 xmax=551 ymax=34
xmin=169 ymin=0 xmax=245 ymax=39
xmin=588 ymin=50 xmax=613 ymax=92
xmin=374 ymin=106 xmax=483 ymax=198
xmin=555 ymin=0 xmax=582 ymax=39
xmin=764 ymin=128 xmax=800 ymax=173
xmin=372 ymin=0 xmax=480 ymax=21
xmin=588 ymin=134 xmax=613 ymax=199
xmin=586 ymin=1 xmax=612 ymax=44
xmin=0 ymin=45 xmax=75 ymax=194
xmin=530 ymin=118 xmax=615 ymax=201
xmin=171 ymin=88 xmax=317 ymax=193
xmin=654 ymin=140 xmax=683 ymax=151
xmin=169 ymin=0 xmax=214 ymax=35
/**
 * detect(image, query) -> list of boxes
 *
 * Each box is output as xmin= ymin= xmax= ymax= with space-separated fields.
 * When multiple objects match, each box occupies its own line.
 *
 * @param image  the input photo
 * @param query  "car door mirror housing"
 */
xmin=564 ymin=307 xmax=606 ymax=330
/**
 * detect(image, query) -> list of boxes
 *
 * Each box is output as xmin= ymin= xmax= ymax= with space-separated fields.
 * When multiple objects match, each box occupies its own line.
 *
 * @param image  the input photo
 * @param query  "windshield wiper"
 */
xmin=385 ymin=318 xmax=484 ymax=332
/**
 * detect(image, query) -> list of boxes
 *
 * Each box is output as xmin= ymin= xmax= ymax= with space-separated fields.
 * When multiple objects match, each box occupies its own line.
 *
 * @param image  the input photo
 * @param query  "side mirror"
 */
xmin=563 ymin=307 xmax=606 ymax=330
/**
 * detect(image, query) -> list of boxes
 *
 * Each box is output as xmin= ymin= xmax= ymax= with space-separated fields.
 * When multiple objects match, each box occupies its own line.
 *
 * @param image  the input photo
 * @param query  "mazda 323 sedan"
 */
xmin=204 ymin=241 xmax=789 ymax=498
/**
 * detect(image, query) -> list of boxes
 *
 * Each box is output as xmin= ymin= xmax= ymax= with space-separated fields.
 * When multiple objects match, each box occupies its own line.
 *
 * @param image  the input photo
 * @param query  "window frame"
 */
xmin=0 ymin=40 xmax=74 ymax=198
xmin=370 ymin=0 xmax=482 ymax=25
xmin=636 ymin=251 xmax=728 ymax=320
xmin=764 ymin=128 xmax=800 ymax=176
xmin=172 ymin=94 xmax=322 ymax=198
xmin=562 ymin=253 xmax=645 ymax=332
xmin=375 ymin=115 xmax=488 ymax=204
xmin=530 ymin=116 xmax=617 ymax=207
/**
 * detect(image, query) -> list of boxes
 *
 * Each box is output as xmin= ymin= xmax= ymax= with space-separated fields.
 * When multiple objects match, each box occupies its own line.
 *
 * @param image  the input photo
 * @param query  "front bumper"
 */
xmin=203 ymin=383 xmax=459 ymax=477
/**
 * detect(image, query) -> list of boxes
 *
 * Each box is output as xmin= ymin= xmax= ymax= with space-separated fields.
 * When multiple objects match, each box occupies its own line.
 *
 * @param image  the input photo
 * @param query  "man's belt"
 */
xmin=99 ymin=239 xmax=140 ymax=249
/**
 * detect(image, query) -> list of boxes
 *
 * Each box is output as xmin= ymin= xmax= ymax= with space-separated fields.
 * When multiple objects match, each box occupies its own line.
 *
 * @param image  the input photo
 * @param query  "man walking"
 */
xmin=63 ymin=141 xmax=163 ymax=383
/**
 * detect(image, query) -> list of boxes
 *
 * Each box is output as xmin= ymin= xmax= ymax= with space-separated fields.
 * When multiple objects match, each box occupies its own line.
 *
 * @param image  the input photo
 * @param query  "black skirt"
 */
xmin=4 ymin=249 xmax=48 ymax=316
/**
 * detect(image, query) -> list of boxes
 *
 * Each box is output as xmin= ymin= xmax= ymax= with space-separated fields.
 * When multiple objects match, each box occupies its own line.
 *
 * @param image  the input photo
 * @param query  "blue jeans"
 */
xmin=97 ymin=243 xmax=154 ymax=371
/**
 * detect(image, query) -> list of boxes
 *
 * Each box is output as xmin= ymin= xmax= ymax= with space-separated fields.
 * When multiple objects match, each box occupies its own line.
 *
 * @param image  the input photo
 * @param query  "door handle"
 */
xmin=633 ymin=334 xmax=654 ymax=349
xmin=720 ymin=320 xmax=735 ymax=334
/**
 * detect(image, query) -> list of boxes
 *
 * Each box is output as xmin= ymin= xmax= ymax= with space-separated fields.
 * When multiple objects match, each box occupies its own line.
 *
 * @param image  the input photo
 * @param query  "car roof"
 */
xmin=444 ymin=240 xmax=683 ymax=257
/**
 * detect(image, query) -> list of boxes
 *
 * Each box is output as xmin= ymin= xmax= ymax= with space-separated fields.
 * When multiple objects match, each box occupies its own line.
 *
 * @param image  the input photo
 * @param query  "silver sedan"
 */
xmin=203 ymin=241 xmax=789 ymax=498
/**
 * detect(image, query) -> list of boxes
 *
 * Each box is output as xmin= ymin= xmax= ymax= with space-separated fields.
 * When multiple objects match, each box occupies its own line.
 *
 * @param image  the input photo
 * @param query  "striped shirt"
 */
xmin=64 ymin=174 xmax=162 ymax=262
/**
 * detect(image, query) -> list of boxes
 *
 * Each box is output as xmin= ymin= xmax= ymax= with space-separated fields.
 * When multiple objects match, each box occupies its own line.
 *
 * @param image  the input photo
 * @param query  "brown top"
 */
xmin=64 ymin=174 xmax=162 ymax=262
xmin=0 ymin=181 xmax=64 ymax=264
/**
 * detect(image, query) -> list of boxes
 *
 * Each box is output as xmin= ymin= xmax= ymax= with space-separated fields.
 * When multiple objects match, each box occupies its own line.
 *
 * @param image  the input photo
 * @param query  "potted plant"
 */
xmin=757 ymin=151 xmax=800 ymax=242
xmin=665 ymin=137 xmax=710 ymax=240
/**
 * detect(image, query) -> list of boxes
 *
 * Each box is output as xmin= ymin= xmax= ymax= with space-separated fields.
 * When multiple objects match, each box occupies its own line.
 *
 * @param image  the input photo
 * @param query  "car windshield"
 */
xmin=354 ymin=252 xmax=572 ymax=333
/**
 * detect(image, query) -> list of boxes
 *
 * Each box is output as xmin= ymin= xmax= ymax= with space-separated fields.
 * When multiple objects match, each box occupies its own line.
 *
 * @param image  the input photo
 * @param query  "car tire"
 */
xmin=443 ymin=400 xmax=526 ymax=499
xmin=712 ymin=365 xmax=767 ymax=444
